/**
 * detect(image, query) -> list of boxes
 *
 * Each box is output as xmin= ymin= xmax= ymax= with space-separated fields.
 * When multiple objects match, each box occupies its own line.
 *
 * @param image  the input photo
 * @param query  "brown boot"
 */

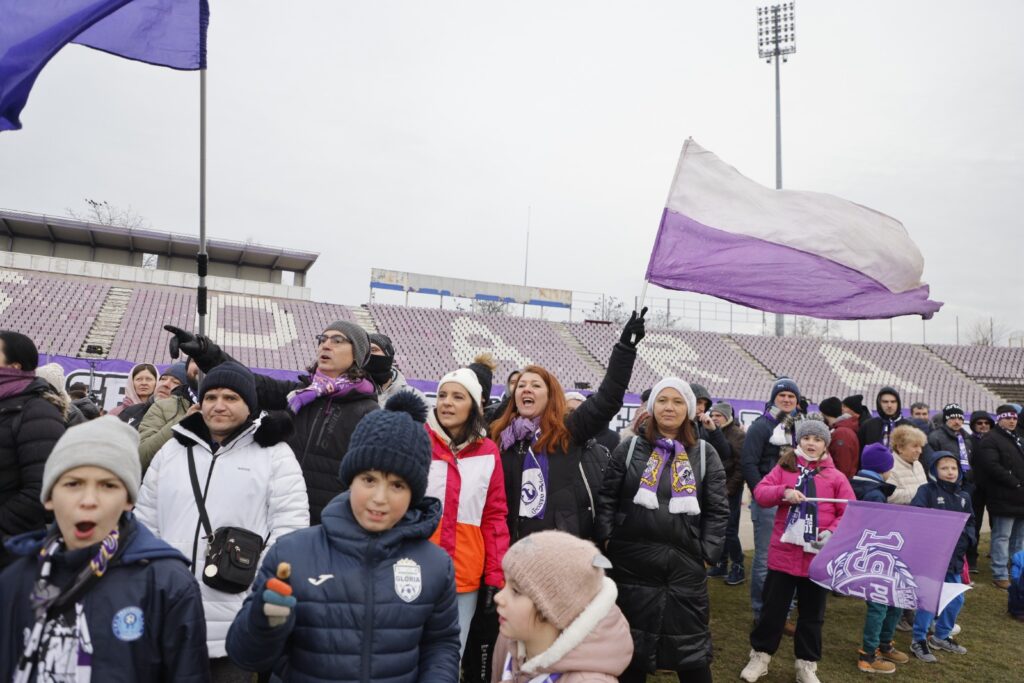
xmin=857 ymin=650 xmax=896 ymax=674
xmin=877 ymin=642 xmax=910 ymax=664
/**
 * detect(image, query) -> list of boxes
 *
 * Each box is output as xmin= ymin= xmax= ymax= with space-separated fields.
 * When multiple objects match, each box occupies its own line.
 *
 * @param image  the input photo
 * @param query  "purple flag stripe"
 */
xmin=73 ymin=0 xmax=209 ymax=70
xmin=645 ymin=209 xmax=943 ymax=320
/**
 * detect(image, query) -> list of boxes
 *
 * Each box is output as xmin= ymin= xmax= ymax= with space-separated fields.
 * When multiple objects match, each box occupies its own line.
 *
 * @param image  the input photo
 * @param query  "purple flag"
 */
xmin=809 ymin=501 xmax=970 ymax=614
xmin=645 ymin=139 xmax=943 ymax=320
xmin=0 ymin=0 xmax=208 ymax=132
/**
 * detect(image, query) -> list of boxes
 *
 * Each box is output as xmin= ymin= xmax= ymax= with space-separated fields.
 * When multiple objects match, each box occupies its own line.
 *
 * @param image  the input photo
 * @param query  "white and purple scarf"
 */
xmin=633 ymin=438 xmax=700 ymax=515
xmin=286 ymin=370 xmax=374 ymax=413
xmin=500 ymin=652 xmax=562 ymax=682
xmin=956 ymin=432 xmax=971 ymax=472
xmin=500 ymin=417 xmax=550 ymax=519
xmin=780 ymin=454 xmax=820 ymax=553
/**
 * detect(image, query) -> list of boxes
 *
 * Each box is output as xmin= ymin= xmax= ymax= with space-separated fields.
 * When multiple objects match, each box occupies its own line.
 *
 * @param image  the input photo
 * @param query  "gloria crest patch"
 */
xmin=112 ymin=606 xmax=145 ymax=642
xmin=393 ymin=558 xmax=422 ymax=603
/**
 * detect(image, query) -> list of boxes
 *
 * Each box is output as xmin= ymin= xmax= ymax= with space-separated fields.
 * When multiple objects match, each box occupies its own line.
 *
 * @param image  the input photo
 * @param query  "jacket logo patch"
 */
xmin=393 ymin=558 xmax=422 ymax=603
xmin=308 ymin=574 xmax=334 ymax=586
xmin=112 ymin=606 xmax=144 ymax=642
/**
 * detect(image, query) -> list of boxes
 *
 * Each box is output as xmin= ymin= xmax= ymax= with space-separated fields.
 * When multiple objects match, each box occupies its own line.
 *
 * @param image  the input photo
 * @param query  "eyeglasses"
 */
xmin=315 ymin=334 xmax=351 ymax=347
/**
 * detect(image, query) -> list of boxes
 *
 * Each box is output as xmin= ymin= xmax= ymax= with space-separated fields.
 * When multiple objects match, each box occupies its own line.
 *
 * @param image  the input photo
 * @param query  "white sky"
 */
xmin=1 ymin=0 xmax=1021 ymax=345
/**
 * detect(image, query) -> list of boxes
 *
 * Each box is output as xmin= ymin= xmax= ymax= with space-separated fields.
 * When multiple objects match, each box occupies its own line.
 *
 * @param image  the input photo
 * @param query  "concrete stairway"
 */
xmin=554 ymin=323 xmax=607 ymax=385
xmin=78 ymin=287 xmax=133 ymax=358
xmin=350 ymin=305 xmax=379 ymax=334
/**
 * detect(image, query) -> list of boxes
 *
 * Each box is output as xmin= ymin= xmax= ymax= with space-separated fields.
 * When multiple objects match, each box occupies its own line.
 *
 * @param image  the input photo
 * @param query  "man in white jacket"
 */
xmin=136 ymin=361 xmax=309 ymax=680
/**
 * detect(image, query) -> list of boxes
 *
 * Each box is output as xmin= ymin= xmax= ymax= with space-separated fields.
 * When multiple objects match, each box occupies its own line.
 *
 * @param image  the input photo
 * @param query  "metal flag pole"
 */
xmin=197 ymin=67 xmax=208 ymax=337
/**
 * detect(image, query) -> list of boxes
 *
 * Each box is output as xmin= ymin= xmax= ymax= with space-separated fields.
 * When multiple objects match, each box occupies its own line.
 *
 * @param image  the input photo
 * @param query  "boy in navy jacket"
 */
xmin=227 ymin=394 xmax=460 ymax=682
xmin=0 ymin=417 xmax=209 ymax=682
xmin=909 ymin=450 xmax=974 ymax=663
xmin=851 ymin=444 xmax=910 ymax=673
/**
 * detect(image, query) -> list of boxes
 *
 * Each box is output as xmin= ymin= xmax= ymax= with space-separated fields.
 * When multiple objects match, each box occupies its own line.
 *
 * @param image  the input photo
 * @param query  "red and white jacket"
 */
xmin=425 ymin=412 xmax=509 ymax=592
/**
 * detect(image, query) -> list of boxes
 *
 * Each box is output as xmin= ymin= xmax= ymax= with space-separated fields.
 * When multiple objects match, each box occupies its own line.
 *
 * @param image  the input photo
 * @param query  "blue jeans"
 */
xmin=912 ymin=572 xmax=964 ymax=641
xmin=750 ymin=498 xmax=777 ymax=619
xmin=990 ymin=516 xmax=1024 ymax=580
xmin=456 ymin=591 xmax=479 ymax=657
xmin=724 ymin=490 xmax=744 ymax=566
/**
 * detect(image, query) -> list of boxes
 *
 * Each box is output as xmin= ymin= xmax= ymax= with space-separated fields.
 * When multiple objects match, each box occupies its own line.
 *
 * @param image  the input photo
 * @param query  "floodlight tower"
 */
xmin=757 ymin=2 xmax=796 ymax=336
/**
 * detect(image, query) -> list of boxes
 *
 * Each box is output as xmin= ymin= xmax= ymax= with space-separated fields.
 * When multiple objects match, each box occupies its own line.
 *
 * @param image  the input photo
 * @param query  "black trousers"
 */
xmin=618 ymin=664 xmax=713 ymax=683
xmin=750 ymin=569 xmax=827 ymax=661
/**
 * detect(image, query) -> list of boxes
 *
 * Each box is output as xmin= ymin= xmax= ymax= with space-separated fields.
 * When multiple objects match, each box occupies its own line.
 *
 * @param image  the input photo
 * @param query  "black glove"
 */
xmin=480 ymin=585 xmax=498 ymax=616
xmin=164 ymin=325 xmax=208 ymax=360
xmin=618 ymin=307 xmax=647 ymax=348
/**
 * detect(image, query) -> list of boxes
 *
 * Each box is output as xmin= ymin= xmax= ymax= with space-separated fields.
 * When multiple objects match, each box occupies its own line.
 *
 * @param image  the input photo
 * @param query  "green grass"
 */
xmin=648 ymin=535 xmax=1023 ymax=682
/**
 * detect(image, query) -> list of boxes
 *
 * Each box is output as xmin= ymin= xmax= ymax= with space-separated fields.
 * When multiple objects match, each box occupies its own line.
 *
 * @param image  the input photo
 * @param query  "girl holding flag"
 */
xmin=741 ymin=417 xmax=855 ymax=683
xmin=491 ymin=309 xmax=645 ymax=544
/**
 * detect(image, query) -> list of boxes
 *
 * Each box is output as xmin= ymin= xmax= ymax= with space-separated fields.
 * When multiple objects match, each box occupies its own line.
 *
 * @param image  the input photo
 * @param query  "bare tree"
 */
xmin=966 ymin=318 xmax=1011 ymax=346
xmin=585 ymin=296 xmax=630 ymax=324
xmin=791 ymin=316 xmax=842 ymax=339
xmin=648 ymin=306 xmax=684 ymax=330
xmin=67 ymin=199 xmax=149 ymax=230
xmin=474 ymin=300 xmax=510 ymax=316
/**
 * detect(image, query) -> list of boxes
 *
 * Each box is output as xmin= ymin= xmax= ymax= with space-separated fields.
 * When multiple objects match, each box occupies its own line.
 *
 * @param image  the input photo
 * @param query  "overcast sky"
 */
xmin=1 ymin=0 xmax=1021 ymax=345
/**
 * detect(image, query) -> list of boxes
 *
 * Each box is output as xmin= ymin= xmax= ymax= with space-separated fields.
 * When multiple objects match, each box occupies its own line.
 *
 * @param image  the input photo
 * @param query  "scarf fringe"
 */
xmin=669 ymin=495 xmax=701 ymax=516
xmin=632 ymin=487 xmax=660 ymax=510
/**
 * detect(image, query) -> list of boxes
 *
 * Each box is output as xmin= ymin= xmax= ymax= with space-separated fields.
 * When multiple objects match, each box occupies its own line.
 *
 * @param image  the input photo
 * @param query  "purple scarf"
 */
xmin=633 ymin=438 xmax=700 ymax=515
xmin=286 ymin=371 xmax=374 ymax=413
xmin=781 ymin=454 xmax=820 ymax=552
xmin=0 ymin=367 xmax=34 ymax=400
xmin=499 ymin=417 xmax=551 ymax=520
xmin=956 ymin=432 xmax=971 ymax=472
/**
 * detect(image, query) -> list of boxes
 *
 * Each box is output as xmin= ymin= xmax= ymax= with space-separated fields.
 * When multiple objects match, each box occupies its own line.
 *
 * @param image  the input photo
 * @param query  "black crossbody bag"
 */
xmin=187 ymin=446 xmax=265 ymax=594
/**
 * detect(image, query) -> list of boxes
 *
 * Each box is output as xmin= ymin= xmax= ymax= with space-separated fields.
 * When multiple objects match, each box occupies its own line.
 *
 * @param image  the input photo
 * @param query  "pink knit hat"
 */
xmin=501 ymin=530 xmax=610 ymax=630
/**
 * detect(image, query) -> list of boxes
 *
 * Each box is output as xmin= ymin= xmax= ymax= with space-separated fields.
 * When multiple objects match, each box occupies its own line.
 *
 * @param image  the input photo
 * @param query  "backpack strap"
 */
xmin=625 ymin=436 xmax=639 ymax=470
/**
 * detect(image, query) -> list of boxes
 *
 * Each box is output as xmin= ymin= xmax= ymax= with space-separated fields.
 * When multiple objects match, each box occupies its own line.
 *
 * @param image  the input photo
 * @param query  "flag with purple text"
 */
xmin=0 ymin=0 xmax=208 ymax=131
xmin=645 ymin=139 xmax=942 ymax=320
xmin=808 ymin=501 xmax=970 ymax=614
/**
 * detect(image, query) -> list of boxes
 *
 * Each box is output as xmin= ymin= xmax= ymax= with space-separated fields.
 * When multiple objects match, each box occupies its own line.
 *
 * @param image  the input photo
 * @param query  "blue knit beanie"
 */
xmin=160 ymin=362 xmax=189 ymax=387
xmin=770 ymin=377 xmax=800 ymax=403
xmin=200 ymin=362 xmax=259 ymax=418
xmin=340 ymin=393 xmax=432 ymax=505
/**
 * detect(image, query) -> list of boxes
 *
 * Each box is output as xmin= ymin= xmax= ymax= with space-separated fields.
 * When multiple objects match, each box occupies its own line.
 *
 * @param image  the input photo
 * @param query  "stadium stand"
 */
xmin=370 ymin=304 xmax=604 ymax=389
xmin=2 ymin=263 xmax=1020 ymax=409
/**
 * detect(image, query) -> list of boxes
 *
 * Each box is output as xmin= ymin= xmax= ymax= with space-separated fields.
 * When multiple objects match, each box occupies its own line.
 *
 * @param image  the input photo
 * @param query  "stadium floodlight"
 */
xmin=756 ymin=2 xmax=797 ymax=336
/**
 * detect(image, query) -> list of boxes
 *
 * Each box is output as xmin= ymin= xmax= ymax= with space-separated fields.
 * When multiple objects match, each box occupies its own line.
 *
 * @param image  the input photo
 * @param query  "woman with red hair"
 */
xmin=491 ymin=309 xmax=645 ymax=543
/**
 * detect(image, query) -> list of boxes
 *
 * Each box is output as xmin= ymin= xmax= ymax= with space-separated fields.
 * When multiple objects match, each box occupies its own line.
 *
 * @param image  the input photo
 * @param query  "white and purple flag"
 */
xmin=808 ymin=501 xmax=970 ymax=614
xmin=645 ymin=139 xmax=942 ymax=320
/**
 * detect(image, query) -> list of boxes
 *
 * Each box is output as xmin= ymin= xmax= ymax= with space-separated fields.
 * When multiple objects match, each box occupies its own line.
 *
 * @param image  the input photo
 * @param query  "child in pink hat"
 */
xmin=491 ymin=530 xmax=632 ymax=682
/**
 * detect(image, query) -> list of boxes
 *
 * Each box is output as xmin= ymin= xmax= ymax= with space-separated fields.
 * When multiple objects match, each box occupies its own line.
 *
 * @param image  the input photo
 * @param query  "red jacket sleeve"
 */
xmin=828 ymin=428 xmax=860 ymax=479
xmin=481 ymin=445 xmax=510 ymax=588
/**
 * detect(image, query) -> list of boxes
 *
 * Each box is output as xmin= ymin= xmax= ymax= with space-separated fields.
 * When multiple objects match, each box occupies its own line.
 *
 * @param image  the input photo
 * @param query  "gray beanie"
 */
xmin=324 ymin=320 xmax=370 ymax=368
xmin=795 ymin=416 xmax=831 ymax=448
xmin=41 ymin=416 xmax=142 ymax=503
xmin=709 ymin=401 xmax=734 ymax=423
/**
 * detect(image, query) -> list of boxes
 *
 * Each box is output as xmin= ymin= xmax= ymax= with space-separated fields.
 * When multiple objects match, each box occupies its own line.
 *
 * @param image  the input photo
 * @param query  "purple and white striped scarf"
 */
xmin=499 ymin=417 xmax=551 ymax=519
xmin=633 ymin=438 xmax=700 ymax=515
xmin=286 ymin=371 xmax=374 ymax=413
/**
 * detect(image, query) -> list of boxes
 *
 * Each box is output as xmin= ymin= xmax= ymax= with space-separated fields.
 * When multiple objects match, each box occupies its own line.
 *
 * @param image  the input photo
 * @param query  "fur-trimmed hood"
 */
xmin=171 ymin=409 xmax=295 ymax=450
xmin=501 ymin=577 xmax=633 ymax=681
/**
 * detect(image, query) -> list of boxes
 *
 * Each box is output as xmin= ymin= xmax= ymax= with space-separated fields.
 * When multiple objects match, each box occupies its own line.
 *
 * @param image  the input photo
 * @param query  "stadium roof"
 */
xmin=0 ymin=208 xmax=319 ymax=273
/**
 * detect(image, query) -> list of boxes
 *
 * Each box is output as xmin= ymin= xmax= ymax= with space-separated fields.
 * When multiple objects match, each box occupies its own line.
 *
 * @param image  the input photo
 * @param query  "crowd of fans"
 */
xmin=0 ymin=319 xmax=1022 ymax=682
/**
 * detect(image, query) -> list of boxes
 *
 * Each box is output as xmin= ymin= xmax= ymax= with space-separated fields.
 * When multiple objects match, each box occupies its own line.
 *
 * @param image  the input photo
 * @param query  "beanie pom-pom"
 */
xmin=385 ymin=391 xmax=429 ymax=423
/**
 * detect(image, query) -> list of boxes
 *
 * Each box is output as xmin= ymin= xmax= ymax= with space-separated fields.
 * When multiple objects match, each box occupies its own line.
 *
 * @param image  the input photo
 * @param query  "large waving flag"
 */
xmin=645 ymin=139 xmax=942 ymax=320
xmin=809 ymin=501 xmax=970 ymax=614
xmin=0 ymin=0 xmax=208 ymax=132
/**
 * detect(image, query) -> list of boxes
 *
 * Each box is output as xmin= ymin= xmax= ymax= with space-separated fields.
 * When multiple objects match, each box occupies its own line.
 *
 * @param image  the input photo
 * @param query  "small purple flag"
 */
xmin=0 ymin=0 xmax=208 ymax=132
xmin=809 ymin=501 xmax=970 ymax=614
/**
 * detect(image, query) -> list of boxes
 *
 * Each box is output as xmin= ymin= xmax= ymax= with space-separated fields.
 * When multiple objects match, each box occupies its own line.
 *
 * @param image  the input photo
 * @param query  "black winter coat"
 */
xmin=194 ymin=345 xmax=379 ymax=524
xmin=910 ymin=454 xmax=975 ymax=574
xmin=858 ymin=387 xmax=909 ymax=451
xmin=974 ymin=427 xmax=1024 ymax=518
xmin=594 ymin=435 xmax=728 ymax=673
xmin=740 ymin=414 xmax=782 ymax=492
xmin=119 ymin=396 xmax=154 ymax=430
xmin=0 ymin=378 xmax=65 ymax=567
xmin=499 ymin=342 xmax=636 ymax=543
xmin=719 ymin=421 xmax=747 ymax=498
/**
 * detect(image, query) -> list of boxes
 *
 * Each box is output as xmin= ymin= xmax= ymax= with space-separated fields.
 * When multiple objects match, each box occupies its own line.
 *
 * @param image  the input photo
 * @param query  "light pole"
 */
xmin=757 ymin=2 xmax=796 ymax=337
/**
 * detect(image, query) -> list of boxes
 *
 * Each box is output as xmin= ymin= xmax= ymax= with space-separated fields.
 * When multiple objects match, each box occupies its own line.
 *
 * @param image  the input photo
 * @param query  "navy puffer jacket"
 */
xmin=0 ymin=515 xmax=209 ymax=682
xmin=227 ymin=492 xmax=460 ymax=682
xmin=910 ymin=452 xmax=975 ymax=574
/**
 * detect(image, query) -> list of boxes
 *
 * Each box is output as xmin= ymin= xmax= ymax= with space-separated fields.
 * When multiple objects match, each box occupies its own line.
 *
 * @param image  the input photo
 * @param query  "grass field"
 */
xmin=647 ymin=535 xmax=1023 ymax=682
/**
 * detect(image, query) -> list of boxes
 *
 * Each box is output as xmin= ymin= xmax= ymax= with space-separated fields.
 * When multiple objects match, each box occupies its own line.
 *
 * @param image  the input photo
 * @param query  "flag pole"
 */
xmin=803 ymin=497 xmax=850 ymax=504
xmin=197 ymin=67 xmax=208 ymax=338
xmin=638 ymin=280 xmax=649 ymax=312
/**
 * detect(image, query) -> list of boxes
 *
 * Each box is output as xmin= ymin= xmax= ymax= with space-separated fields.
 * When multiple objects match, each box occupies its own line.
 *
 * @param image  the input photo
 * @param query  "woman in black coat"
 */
xmin=595 ymin=377 xmax=729 ymax=683
xmin=0 ymin=331 xmax=65 ymax=568
xmin=165 ymin=320 xmax=378 ymax=524
xmin=490 ymin=309 xmax=645 ymax=544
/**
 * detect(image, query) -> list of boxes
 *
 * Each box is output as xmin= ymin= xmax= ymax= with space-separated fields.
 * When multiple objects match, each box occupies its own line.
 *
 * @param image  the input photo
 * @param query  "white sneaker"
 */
xmin=794 ymin=658 xmax=821 ymax=683
xmin=950 ymin=623 xmax=961 ymax=636
xmin=740 ymin=649 xmax=771 ymax=681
